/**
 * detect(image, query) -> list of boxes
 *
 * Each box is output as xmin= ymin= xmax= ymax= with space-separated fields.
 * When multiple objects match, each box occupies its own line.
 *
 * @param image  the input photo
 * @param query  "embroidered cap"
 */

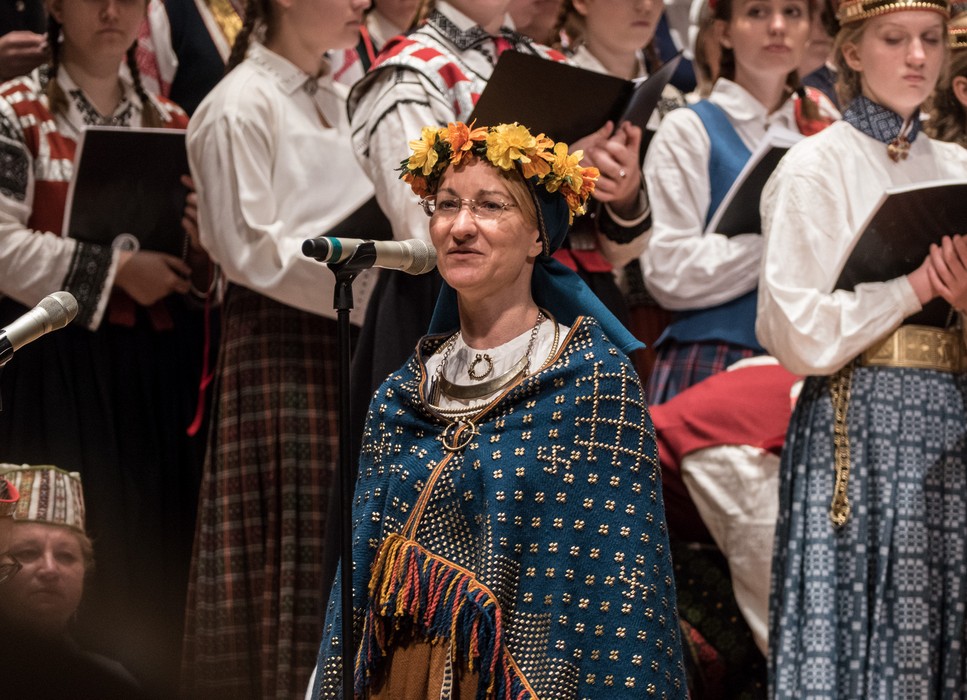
xmin=0 ymin=477 xmax=18 ymax=518
xmin=0 ymin=465 xmax=85 ymax=533
xmin=951 ymin=1 xmax=967 ymax=47
xmin=837 ymin=0 xmax=950 ymax=24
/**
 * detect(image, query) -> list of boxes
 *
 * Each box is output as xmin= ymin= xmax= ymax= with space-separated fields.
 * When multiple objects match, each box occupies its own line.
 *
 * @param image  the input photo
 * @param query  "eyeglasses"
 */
xmin=421 ymin=196 xmax=518 ymax=222
xmin=0 ymin=553 xmax=22 ymax=584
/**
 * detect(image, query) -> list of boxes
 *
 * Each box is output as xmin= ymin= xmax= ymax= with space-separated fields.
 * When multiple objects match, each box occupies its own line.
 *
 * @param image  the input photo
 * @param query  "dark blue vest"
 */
xmin=657 ymin=100 xmax=764 ymax=351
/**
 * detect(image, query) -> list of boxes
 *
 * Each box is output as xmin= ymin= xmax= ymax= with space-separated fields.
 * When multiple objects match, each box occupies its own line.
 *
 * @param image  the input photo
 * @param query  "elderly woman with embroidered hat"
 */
xmin=0 ymin=464 xmax=146 ymax=698
xmin=0 ymin=465 xmax=91 ymax=636
xmin=308 ymin=122 xmax=686 ymax=699
xmin=756 ymin=0 xmax=967 ymax=695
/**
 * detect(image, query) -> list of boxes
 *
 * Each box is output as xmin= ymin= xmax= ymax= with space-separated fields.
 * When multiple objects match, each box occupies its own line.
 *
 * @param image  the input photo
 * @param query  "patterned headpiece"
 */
xmin=951 ymin=1 xmax=967 ymax=47
xmin=0 ymin=465 xmax=86 ymax=533
xmin=837 ymin=0 xmax=950 ymax=24
xmin=399 ymin=121 xmax=599 ymax=250
xmin=0 ymin=478 xmax=18 ymax=518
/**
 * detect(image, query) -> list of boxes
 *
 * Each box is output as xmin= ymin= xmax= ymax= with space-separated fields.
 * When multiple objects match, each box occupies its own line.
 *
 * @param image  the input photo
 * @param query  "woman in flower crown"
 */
xmin=757 ymin=0 xmax=967 ymax=695
xmin=308 ymin=121 xmax=686 ymax=699
xmin=345 ymin=0 xmax=649 ymax=453
xmin=926 ymin=1 xmax=967 ymax=147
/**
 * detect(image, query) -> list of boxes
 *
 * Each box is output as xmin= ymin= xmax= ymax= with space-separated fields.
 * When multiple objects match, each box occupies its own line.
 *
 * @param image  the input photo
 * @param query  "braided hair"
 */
xmin=44 ymin=15 xmax=70 ymax=117
xmin=227 ymin=0 xmax=272 ymax=72
xmin=925 ymin=48 xmax=966 ymax=147
xmin=127 ymin=44 xmax=164 ymax=127
xmin=45 ymin=12 xmax=164 ymax=127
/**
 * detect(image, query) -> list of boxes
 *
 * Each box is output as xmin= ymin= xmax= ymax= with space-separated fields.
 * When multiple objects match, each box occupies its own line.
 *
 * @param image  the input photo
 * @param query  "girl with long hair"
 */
xmin=642 ymin=0 xmax=836 ymax=405
xmin=181 ymin=0 xmax=374 ymax=694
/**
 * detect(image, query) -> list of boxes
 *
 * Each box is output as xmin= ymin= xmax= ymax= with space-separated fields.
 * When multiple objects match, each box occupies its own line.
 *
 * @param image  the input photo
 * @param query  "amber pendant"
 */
xmin=887 ymin=136 xmax=910 ymax=162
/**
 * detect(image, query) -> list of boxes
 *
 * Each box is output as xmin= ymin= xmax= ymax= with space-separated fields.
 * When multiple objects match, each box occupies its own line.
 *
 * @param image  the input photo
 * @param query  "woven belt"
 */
xmin=830 ymin=323 xmax=966 ymax=528
xmin=859 ymin=324 xmax=967 ymax=373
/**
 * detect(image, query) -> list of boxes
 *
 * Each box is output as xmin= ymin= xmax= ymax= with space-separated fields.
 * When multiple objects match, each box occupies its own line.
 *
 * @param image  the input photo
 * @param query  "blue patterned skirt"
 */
xmin=769 ymin=365 xmax=967 ymax=699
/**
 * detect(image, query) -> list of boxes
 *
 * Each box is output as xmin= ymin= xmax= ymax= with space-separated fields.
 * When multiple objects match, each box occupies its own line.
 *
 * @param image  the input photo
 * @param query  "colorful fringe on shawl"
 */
xmin=355 ymin=533 xmax=533 ymax=700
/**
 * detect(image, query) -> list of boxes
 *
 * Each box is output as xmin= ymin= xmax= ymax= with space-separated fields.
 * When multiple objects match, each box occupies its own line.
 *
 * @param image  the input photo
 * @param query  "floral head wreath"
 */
xmin=399 ymin=122 xmax=600 ymax=227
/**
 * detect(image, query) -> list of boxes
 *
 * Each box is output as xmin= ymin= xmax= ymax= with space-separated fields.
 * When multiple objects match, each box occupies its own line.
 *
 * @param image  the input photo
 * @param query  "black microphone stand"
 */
xmin=304 ymin=240 xmax=378 ymax=700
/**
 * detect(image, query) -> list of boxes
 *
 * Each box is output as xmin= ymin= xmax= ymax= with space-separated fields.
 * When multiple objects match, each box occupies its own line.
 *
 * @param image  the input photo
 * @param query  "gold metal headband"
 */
xmin=837 ymin=0 xmax=950 ymax=24
xmin=951 ymin=11 xmax=967 ymax=47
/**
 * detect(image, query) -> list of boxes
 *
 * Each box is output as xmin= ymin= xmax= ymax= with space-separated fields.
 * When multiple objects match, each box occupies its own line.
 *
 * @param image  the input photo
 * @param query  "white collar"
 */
xmin=709 ymin=77 xmax=796 ymax=125
xmin=435 ymin=1 xmax=514 ymax=34
xmin=247 ymin=41 xmax=331 ymax=96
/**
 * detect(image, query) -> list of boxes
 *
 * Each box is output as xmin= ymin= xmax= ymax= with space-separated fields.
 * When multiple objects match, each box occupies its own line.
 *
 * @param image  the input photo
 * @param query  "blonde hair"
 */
xmin=926 ymin=48 xmax=967 ymax=146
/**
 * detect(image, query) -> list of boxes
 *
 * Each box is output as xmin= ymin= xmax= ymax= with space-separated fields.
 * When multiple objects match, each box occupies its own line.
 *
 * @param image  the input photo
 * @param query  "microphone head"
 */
xmin=405 ymin=240 xmax=437 ymax=275
xmin=40 ymin=291 xmax=79 ymax=331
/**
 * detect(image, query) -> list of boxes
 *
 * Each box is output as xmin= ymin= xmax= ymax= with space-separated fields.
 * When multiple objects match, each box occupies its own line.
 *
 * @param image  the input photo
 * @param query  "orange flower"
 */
xmin=445 ymin=121 xmax=488 ymax=166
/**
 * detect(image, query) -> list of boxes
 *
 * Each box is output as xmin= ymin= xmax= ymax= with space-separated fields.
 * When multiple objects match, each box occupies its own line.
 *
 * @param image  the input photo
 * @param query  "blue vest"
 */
xmin=658 ymin=100 xmax=764 ymax=351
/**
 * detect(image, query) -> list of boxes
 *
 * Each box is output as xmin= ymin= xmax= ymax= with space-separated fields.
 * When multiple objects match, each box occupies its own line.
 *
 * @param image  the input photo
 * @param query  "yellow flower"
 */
xmin=549 ymin=142 xmax=585 ymax=181
xmin=407 ymin=126 xmax=442 ymax=176
xmin=486 ymin=123 xmax=538 ymax=171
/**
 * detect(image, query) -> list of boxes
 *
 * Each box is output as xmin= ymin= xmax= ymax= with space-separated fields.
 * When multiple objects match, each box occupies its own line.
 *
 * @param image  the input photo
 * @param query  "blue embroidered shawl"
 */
xmin=311 ymin=317 xmax=686 ymax=699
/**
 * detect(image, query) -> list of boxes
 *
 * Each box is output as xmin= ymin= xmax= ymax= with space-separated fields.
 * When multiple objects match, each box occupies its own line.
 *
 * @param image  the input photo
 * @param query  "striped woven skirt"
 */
xmin=646 ymin=339 xmax=756 ymax=404
xmin=182 ymin=285 xmax=340 ymax=699
xmin=769 ymin=365 xmax=967 ymax=699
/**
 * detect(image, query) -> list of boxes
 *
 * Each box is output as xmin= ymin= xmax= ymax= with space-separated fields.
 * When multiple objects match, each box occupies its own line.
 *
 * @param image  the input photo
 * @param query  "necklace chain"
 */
xmin=430 ymin=310 xmax=546 ymax=412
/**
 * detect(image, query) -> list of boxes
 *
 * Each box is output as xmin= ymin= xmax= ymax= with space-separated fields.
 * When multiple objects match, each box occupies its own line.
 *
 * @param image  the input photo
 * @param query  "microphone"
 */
xmin=0 ymin=291 xmax=79 ymax=367
xmin=302 ymin=237 xmax=437 ymax=275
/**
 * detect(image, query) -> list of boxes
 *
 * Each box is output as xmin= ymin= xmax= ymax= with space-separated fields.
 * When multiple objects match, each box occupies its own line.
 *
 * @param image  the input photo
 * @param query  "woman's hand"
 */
xmin=926 ymin=234 xmax=967 ymax=311
xmin=0 ymin=31 xmax=47 ymax=81
xmin=115 ymin=250 xmax=192 ymax=306
xmin=579 ymin=122 xmax=644 ymax=218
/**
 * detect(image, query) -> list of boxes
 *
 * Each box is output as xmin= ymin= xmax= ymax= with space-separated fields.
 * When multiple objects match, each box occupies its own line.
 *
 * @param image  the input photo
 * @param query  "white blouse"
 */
xmin=0 ymin=65 xmax=177 ymax=329
xmin=642 ymin=79 xmax=805 ymax=311
xmin=756 ymin=120 xmax=967 ymax=376
xmin=188 ymin=42 xmax=376 ymax=323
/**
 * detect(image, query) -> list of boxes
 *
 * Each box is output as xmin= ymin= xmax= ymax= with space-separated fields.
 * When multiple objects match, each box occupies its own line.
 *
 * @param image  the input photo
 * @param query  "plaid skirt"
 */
xmin=182 ymin=285 xmax=340 ymax=700
xmin=646 ymin=339 xmax=757 ymax=405
xmin=770 ymin=366 xmax=967 ymax=699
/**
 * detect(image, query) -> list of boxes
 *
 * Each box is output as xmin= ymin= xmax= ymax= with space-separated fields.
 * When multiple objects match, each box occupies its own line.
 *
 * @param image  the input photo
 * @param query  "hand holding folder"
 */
xmin=834 ymin=179 xmax=967 ymax=326
xmin=468 ymin=50 xmax=682 ymax=156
